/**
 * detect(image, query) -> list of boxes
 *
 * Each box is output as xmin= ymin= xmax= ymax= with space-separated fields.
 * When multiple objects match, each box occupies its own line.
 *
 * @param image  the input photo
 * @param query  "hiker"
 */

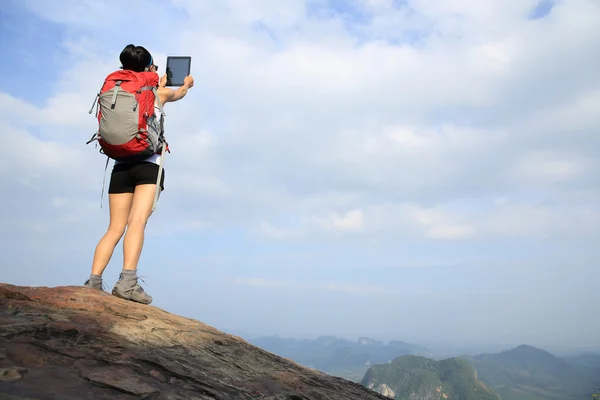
xmin=83 ymin=44 xmax=194 ymax=304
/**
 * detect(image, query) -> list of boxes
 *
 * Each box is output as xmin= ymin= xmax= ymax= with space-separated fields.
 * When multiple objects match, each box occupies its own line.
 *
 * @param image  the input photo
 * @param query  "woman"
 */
xmin=84 ymin=44 xmax=194 ymax=304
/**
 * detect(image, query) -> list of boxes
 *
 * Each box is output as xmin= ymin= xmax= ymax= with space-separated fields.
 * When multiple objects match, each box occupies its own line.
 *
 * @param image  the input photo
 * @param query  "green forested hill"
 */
xmin=361 ymin=355 xmax=501 ymax=400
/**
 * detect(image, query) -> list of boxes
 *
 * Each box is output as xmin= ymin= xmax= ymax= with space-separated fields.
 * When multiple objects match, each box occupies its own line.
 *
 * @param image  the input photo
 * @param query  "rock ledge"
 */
xmin=0 ymin=283 xmax=389 ymax=400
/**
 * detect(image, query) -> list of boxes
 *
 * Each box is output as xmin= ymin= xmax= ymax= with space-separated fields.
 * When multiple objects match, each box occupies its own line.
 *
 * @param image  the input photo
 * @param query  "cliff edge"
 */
xmin=0 ymin=283 xmax=389 ymax=400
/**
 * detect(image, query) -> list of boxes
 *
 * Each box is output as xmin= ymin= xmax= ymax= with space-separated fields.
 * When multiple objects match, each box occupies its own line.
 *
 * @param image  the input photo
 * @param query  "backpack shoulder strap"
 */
xmin=151 ymin=86 xmax=166 ymax=118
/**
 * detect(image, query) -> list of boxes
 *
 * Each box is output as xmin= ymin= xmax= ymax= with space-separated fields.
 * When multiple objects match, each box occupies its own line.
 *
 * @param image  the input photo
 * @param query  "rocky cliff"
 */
xmin=0 ymin=283 xmax=389 ymax=400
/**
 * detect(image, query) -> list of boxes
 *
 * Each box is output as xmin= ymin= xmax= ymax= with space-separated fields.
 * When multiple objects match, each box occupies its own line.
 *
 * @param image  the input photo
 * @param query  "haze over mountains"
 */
xmin=250 ymin=335 xmax=430 ymax=381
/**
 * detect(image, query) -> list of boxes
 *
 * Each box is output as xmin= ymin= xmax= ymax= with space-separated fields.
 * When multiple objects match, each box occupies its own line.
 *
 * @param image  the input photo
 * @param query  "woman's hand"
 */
xmin=159 ymin=74 xmax=168 ymax=88
xmin=183 ymin=75 xmax=194 ymax=88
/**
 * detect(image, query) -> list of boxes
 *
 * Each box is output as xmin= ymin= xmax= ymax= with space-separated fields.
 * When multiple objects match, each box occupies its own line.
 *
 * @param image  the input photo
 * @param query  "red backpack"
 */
xmin=87 ymin=69 xmax=168 ymax=161
xmin=87 ymin=69 xmax=169 ymax=211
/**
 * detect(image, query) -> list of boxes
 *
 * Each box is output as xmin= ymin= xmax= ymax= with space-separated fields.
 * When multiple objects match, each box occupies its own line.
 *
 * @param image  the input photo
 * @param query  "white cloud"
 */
xmin=3 ymin=0 xmax=599 ymax=239
xmin=512 ymin=151 xmax=594 ymax=183
xmin=315 ymin=209 xmax=365 ymax=232
xmin=482 ymin=202 xmax=600 ymax=238
xmin=426 ymin=224 xmax=475 ymax=240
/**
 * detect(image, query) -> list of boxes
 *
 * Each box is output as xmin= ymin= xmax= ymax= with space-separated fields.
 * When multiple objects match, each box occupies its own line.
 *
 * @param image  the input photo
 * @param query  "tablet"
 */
xmin=165 ymin=56 xmax=192 ymax=86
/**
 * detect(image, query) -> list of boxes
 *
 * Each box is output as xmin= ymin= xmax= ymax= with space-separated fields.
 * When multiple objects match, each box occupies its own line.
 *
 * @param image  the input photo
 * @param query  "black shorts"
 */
xmin=108 ymin=161 xmax=165 ymax=194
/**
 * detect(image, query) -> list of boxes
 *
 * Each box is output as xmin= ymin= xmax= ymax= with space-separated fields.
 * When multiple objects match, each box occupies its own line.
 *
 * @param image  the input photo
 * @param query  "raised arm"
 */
xmin=157 ymin=74 xmax=194 ymax=105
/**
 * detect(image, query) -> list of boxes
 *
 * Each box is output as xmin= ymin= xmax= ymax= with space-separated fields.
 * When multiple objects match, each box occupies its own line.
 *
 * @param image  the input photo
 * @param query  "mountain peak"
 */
xmin=513 ymin=344 xmax=547 ymax=352
xmin=500 ymin=344 xmax=558 ymax=360
xmin=0 ymin=283 xmax=389 ymax=400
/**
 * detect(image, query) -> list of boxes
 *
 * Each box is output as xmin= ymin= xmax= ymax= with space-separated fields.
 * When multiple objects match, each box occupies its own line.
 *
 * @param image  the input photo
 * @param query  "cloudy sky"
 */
xmin=1 ymin=0 xmax=598 ymax=350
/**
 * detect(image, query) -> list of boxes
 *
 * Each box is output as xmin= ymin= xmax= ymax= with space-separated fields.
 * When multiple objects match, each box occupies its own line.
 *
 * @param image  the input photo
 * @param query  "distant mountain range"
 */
xmin=467 ymin=345 xmax=600 ymax=400
xmin=248 ymin=336 xmax=600 ymax=399
xmin=248 ymin=335 xmax=429 ymax=381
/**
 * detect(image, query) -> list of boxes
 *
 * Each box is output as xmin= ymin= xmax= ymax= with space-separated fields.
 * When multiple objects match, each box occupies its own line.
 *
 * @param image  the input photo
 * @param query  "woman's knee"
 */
xmin=127 ymin=213 xmax=150 ymax=228
xmin=105 ymin=224 xmax=126 ymax=242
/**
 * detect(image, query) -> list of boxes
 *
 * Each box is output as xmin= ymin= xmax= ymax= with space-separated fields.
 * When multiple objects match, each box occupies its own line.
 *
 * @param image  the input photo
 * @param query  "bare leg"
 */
xmin=112 ymin=183 xmax=159 ymax=305
xmin=122 ymin=184 xmax=158 ymax=271
xmin=90 ymin=193 xmax=134 ymax=276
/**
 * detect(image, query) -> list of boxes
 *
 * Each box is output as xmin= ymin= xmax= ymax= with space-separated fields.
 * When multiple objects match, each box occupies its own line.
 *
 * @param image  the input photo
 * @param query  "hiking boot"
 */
xmin=84 ymin=279 xmax=105 ymax=291
xmin=112 ymin=275 xmax=152 ymax=305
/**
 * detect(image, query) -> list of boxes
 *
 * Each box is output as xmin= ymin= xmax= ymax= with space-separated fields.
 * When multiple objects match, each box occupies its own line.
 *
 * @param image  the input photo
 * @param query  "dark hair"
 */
xmin=119 ymin=44 xmax=152 ymax=72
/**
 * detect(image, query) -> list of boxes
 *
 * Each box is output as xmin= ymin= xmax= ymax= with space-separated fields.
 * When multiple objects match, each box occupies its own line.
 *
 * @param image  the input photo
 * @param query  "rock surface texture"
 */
xmin=0 ymin=283 xmax=389 ymax=400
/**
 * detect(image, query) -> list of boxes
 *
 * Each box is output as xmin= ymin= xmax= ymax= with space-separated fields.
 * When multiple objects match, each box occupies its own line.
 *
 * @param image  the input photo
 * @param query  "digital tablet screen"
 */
xmin=165 ymin=56 xmax=191 ymax=86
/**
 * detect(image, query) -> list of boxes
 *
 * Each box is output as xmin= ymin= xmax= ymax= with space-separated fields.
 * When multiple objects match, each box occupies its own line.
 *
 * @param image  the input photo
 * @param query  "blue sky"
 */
xmin=1 ymin=0 xmax=599 ymax=351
